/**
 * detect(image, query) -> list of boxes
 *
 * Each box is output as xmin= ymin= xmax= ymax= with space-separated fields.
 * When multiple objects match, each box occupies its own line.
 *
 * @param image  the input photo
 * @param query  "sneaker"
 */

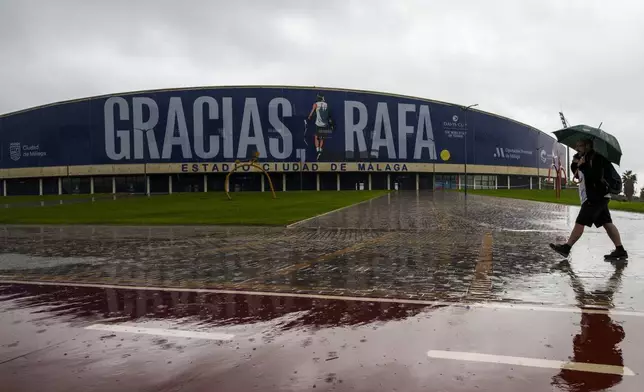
xmin=550 ymin=243 xmax=571 ymax=258
xmin=604 ymin=248 xmax=628 ymax=260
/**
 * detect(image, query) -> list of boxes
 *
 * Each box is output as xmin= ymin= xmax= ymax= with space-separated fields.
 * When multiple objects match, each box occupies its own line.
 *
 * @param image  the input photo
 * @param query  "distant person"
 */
xmin=550 ymin=138 xmax=627 ymax=260
xmin=307 ymin=93 xmax=334 ymax=160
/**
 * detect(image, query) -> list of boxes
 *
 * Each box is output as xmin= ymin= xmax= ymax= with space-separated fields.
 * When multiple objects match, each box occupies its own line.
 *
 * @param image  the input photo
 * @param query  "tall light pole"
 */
xmin=536 ymin=145 xmax=543 ymax=190
xmin=462 ymin=104 xmax=478 ymax=196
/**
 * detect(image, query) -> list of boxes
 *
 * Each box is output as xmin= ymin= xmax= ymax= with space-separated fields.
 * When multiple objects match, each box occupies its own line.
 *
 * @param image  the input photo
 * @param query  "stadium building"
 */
xmin=0 ymin=86 xmax=567 ymax=196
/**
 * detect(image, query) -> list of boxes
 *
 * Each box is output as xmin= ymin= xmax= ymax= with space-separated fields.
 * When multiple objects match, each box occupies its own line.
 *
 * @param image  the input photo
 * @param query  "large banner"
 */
xmin=0 ymin=87 xmax=566 ymax=171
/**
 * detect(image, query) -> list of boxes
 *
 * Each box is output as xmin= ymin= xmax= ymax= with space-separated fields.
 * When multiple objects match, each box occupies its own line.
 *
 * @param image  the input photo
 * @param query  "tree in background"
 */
xmin=640 ymin=187 xmax=644 ymax=201
xmin=622 ymin=170 xmax=637 ymax=201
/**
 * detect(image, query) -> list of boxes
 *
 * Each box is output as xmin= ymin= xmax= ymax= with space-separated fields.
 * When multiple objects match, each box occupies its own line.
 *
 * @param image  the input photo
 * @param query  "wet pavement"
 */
xmin=1 ymin=191 xmax=643 ymax=391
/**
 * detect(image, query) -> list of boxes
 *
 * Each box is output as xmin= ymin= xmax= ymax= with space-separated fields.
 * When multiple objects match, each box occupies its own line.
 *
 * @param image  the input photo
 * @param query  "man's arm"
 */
xmin=307 ymin=103 xmax=316 ymax=120
xmin=580 ymin=153 xmax=605 ymax=186
xmin=571 ymin=154 xmax=580 ymax=175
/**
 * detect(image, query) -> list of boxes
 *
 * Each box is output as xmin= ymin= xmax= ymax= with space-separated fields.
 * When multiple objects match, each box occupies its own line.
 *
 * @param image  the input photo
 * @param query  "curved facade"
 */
xmin=0 ymin=86 xmax=566 ymax=195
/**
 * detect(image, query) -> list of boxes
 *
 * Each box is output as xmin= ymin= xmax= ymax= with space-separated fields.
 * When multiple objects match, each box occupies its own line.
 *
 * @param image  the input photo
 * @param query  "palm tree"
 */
xmin=622 ymin=170 xmax=638 ymax=201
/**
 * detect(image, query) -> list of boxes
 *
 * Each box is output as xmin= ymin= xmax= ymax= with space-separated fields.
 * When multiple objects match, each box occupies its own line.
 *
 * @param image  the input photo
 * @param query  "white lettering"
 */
xmin=345 ymin=101 xmax=368 ymax=155
xmin=268 ymin=97 xmax=293 ymax=159
xmin=414 ymin=105 xmax=437 ymax=160
xmin=397 ymin=103 xmax=415 ymax=159
xmin=193 ymin=96 xmax=219 ymax=159
xmin=104 ymin=97 xmax=130 ymax=160
xmin=237 ymin=98 xmax=267 ymax=158
xmin=132 ymin=97 xmax=160 ymax=159
xmin=222 ymin=97 xmax=234 ymax=159
xmin=371 ymin=102 xmax=396 ymax=159
xmin=162 ymin=97 xmax=192 ymax=159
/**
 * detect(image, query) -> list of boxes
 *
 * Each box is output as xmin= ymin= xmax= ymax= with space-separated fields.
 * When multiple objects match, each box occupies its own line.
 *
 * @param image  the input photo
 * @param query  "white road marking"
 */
xmin=427 ymin=350 xmax=636 ymax=376
xmin=2 ymin=278 xmax=644 ymax=318
xmin=85 ymin=324 xmax=234 ymax=341
xmin=499 ymin=228 xmax=569 ymax=233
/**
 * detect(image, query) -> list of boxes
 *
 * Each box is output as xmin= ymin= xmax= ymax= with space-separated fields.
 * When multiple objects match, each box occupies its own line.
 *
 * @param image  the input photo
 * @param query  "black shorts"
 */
xmin=576 ymin=199 xmax=612 ymax=228
xmin=315 ymin=127 xmax=333 ymax=138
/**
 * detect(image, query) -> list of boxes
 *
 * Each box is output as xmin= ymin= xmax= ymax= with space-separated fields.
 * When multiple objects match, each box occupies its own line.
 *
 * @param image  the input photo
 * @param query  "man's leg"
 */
xmin=567 ymin=224 xmax=586 ymax=246
xmin=604 ymin=223 xmax=623 ymax=247
xmin=597 ymin=202 xmax=628 ymax=259
xmin=550 ymin=203 xmax=592 ymax=257
xmin=604 ymin=222 xmax=628 ymax=259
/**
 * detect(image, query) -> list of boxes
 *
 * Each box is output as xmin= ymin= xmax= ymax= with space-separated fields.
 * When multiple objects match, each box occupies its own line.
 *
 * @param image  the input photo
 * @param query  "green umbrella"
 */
xmin=553 ymin=124 xmax=622 ymax=165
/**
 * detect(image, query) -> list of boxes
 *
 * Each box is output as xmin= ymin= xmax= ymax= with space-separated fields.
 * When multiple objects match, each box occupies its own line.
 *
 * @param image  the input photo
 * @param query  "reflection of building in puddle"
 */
xmin=552 ymin=262 xmax=627 ymax=392
xmin=0 ymin=284 xmax=440 ymax=330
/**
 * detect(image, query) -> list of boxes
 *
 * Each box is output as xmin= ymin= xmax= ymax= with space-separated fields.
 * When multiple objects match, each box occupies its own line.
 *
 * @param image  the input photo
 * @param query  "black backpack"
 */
xmin=602 ymin=161 xmax=622 ymax=195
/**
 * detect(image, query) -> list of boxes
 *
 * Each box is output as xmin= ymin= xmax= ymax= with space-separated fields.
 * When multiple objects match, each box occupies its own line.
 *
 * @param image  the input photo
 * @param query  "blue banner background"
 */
xmin=0 ymin=87 xmax=566 ymax=170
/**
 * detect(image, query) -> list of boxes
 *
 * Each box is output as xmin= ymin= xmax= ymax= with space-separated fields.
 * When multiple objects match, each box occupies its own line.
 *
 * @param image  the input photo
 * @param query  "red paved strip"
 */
xmin=1 ymin=283 xmax=643 ymax=392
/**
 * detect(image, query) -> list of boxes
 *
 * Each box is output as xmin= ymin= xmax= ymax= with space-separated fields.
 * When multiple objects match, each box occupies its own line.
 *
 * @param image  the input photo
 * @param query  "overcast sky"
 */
xmin=1 ymin=0 xmax=643 ymax=181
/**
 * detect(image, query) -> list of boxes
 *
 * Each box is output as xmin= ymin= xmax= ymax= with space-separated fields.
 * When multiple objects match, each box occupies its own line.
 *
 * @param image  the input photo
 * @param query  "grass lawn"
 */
xmin=0 ymin=191 xmax=389 ymax=226
xmin=467 ymin=189 xmax=644 ymax=213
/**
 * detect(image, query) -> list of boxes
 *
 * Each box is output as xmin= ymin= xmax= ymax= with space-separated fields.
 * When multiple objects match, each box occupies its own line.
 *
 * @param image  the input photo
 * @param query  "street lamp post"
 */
xmin=462 ymin=104 xmax=478 ymax=196
xmin=536 ymin=146 xmax=543 ymax=190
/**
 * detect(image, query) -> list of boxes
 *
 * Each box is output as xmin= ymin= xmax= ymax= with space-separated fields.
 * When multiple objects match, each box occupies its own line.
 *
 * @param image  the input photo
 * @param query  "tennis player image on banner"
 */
xmin=305 ymin=93 xmax=335 ymax=160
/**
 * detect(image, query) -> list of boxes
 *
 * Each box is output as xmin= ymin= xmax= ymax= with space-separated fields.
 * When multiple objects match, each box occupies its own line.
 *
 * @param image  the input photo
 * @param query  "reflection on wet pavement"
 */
xmin=1 ymin=192 xmax=642 ymax=309
xmin=0 ymin=284 xmax=434 ymax=331
xmin=1 ymin=281 xmax=642 ymax=392
xmin=2 ymin=191 xmax=644 ymax=391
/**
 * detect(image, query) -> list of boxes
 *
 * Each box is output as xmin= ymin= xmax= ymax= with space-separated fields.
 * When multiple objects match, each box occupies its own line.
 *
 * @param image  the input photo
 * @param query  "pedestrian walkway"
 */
xmin=1 ymin=191 xmax=642 ymax=309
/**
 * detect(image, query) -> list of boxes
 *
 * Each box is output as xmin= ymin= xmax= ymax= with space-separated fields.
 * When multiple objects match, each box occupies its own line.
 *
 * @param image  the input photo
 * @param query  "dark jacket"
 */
xmin=571 ymin=150 xmax=609 ymax=202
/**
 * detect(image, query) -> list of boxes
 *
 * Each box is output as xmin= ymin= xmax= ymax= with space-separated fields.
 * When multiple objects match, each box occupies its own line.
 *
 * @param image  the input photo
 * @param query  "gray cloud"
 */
xmin=1 ymin=0 xmax=643 ymax=180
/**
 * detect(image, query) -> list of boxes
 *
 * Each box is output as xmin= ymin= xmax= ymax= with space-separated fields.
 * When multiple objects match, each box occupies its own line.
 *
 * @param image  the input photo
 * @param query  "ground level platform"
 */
xmin=2 ymin=192 xmax=641 ymax=391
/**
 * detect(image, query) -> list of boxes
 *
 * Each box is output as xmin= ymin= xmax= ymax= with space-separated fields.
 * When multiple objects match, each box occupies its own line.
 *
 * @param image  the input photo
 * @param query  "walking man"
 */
xmin=550 ymin=138 xmax=628 ymax=260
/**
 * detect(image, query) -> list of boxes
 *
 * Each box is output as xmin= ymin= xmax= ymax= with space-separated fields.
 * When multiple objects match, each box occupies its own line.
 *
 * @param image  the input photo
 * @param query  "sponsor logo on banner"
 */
xmin=494 ymin=146 xmax=534 ymax=160
xmin=12 ymin=144 xmax=48 ymax=159
xmin=541 ymin=149 xmax=547 ymax=163
xmin=9 ymin=142 xmax=21 ymax=161
xmin=442 ymin=114 xmax=467 ymax=139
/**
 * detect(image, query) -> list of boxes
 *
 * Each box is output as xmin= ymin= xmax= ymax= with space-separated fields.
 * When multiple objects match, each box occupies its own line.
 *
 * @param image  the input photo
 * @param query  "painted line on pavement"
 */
xmin=286 ymin=192 xmax=389 ymax=228
xmin=85 ymin=324 xmax=234 ymax=341
xmin=499 ymin=228 xmax=569 ymax=233
xmin=466 ymin=232 xmax=494 ymax=299
xmin=2 ymin=279 xmax=644 ymax=318
xmin=427 ymin=350 xmax=636 ymax=376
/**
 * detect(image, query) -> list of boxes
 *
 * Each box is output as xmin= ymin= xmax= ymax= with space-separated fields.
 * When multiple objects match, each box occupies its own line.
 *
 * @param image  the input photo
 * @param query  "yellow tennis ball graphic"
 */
xmin=440 ymin=149 xmax=451 ymax=161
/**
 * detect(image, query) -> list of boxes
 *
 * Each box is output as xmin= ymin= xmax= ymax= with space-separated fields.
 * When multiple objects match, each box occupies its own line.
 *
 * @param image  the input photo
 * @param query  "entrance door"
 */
xmin=390 ymin=174 xmax=415 ymax=190
xmin=435 ymin=174 xmax=458 ymax=190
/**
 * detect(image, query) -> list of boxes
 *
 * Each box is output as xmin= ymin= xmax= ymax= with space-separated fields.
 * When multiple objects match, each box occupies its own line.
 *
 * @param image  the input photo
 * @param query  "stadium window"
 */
xmin=115 ymin=176 xmax=145 ymax=193
xmin=93 ymin=177 xmax=113 ymax=194
xmin=42 ymin=178 xmax=59 ymax=195
xmin=6 ymin=178 xmax=39 ymax=196
xmin=62 ymin=177 xmax=90 ymax=194
xmin=467 ymin=175 xmax=475 ymax=187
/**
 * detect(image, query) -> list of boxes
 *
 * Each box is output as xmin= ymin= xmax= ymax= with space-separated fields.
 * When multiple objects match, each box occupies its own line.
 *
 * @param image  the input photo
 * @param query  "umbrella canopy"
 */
xmin=553 ymin=125 xmax=622 ymax=165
